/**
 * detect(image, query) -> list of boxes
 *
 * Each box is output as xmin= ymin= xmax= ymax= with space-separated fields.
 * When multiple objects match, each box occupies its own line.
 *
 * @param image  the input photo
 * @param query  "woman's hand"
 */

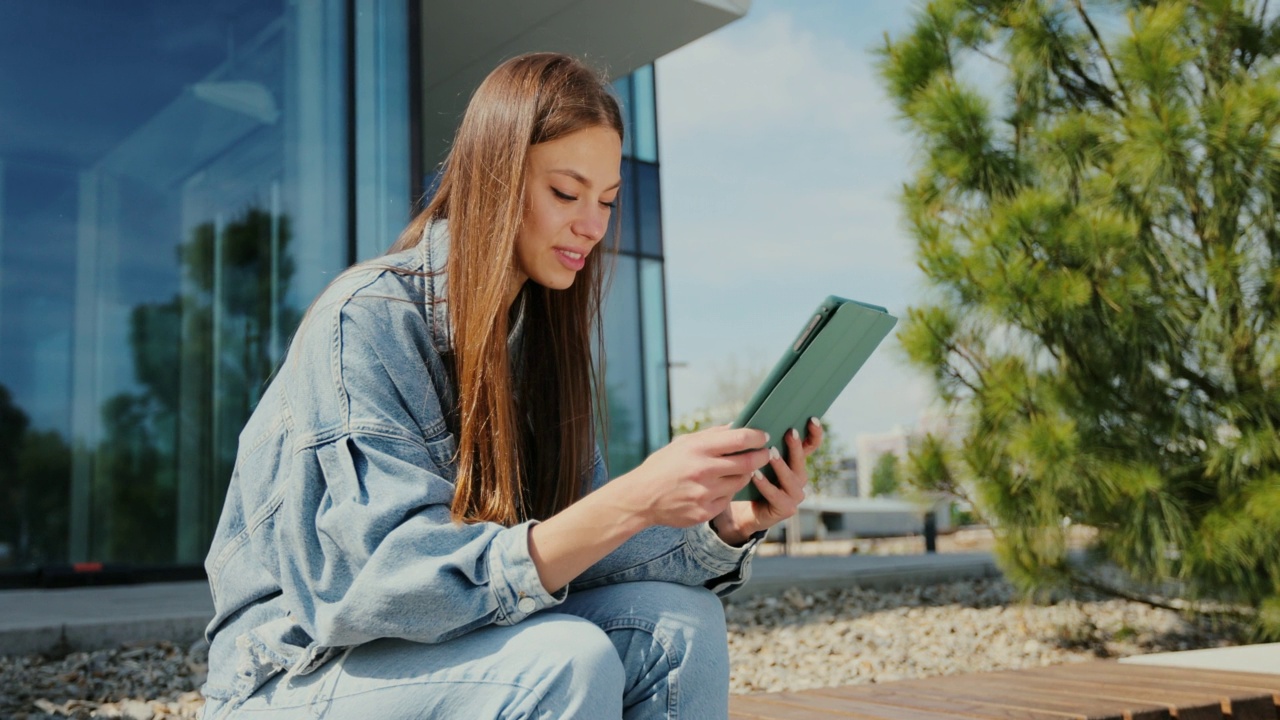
xmin=619 ymin=426 xmax=772 ymax=530
xmin=529 ymin=426 xmax=769 ymax=594
xmin=712 ymin=418 xmax=824 ymax=545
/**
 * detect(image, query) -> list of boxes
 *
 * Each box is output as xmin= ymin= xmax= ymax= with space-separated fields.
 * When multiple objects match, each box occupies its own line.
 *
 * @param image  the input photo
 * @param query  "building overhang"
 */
xmin=420 ymin=0 xmax=750 ymax=165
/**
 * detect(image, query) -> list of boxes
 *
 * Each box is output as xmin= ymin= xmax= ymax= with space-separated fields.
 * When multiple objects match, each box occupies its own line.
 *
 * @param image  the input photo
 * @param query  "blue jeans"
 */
xmin=200 ymin=581 xmax=729 ymax=719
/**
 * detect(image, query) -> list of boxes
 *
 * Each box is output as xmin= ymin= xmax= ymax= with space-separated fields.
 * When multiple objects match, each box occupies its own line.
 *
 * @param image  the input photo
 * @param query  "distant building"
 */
xmin=837 ymin=456 xmax=859 ymax=497
xmin=854 ymin=428 xmax=910 ymax=498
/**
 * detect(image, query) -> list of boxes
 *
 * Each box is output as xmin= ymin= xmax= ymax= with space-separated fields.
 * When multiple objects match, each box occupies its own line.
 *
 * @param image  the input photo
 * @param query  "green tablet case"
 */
xmin=732 ymin=296 xmax=898 ymax=502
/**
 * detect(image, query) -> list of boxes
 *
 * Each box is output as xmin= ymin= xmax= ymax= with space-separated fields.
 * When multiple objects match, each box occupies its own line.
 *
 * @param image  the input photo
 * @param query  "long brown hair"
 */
xmin=389 ymin=53 xmax=623 ymax=525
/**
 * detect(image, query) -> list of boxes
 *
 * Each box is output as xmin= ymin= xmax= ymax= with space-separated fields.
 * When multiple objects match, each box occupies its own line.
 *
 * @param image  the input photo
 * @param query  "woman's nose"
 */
xmin=575 ymin=206 xmax=609 ymax=242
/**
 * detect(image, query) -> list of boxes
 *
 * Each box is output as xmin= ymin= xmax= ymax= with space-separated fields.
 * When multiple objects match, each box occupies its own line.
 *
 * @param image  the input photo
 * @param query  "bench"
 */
xmin=729 ymin=661 xmax=1280 ymax=719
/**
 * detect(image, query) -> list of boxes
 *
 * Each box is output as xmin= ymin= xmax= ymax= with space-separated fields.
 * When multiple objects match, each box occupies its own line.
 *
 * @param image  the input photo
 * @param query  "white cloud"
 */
xmin=658 ymin=11 xmax=899 ymax=145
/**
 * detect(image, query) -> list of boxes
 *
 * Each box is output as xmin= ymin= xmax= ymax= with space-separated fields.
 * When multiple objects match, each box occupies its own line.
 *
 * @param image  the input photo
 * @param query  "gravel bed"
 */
xmin=0 ymin=578 xmax=1247 ymax=718
xmin=0 ymin=640 xmax=207 ymax=719
xmin=724 ymin=577 xmax=1247 ymax=694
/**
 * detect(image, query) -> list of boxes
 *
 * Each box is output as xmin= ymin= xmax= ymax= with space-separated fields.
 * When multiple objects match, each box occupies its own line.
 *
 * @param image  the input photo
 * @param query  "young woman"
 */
xmin=199 ymin=52 xmax=821 ymax=719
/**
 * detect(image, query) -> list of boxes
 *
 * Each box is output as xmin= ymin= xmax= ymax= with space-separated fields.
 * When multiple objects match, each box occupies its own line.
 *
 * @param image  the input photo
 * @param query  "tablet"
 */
xmin=732 ymin=295 xmax=898 ymax=501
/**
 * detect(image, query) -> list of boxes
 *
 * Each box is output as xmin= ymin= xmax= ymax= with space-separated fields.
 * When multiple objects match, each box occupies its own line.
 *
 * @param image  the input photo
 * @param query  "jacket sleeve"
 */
xmin=572 ymin=447 xmax=763 ymax=597
xmin=266 ymin=294 xmax=564 ymax=648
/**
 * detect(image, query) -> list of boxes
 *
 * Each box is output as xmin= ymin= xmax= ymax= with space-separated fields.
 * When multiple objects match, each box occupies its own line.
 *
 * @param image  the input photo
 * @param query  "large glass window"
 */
xmin=640 ymin=258 xmax=671 ymax=453
xmin=600 ymin=64 xmax=670 ymax=476
xmin=613 ymin=159 xmax=640 ymax=255
xmin=354 ymin=0 xmax=412 ymax=261
xmin=0 ymin=13 xmax=667 ymax=573
xmin=0 ymin=0 xmax=395 ymax=572
xmin=603 ymin=255 xmax=645 ymax=475
xmin=634 ymin=162 xmax=663 ymax=258
xmin=629 ymin=65 xmax=659 ymax=164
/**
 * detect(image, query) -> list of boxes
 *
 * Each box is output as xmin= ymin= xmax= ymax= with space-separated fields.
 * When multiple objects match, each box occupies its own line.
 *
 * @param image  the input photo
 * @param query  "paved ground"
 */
xmin=1121 ymin=642 xmax=1280 ymax=673
xmin=742 ymin=550 xmax=998 ymax=597
xmin=0 ymin=581 xmax=215 ymax=657
xmin=0 ymin=551 xmax=999 ymax=656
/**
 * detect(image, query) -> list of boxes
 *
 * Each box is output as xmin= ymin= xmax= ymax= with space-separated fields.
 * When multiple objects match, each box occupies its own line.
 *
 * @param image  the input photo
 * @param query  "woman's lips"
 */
xmin=554 ymin=248 xmax=586 ymax=270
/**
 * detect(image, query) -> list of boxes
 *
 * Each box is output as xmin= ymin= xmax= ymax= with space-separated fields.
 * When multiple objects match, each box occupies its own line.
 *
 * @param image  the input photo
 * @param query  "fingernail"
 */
xmin=762 ymin=432 xmax=770 ymax=444
xmin=810 ymin=417 xmax=820 ymax=426
xmin=769 ymin=447 xmax=781 ymax=460
xmin=753 ymin=470 xmax=765 ymax=481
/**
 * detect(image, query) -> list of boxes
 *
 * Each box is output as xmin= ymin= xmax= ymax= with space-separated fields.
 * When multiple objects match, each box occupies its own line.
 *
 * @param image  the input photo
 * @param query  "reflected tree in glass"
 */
xmin=1 ymin=385 xmax=73 ymax=569
xmin=92 ymin=207 xmax=297 ymax=564
xmin=604 ymin=381 xmax=643 ymax=476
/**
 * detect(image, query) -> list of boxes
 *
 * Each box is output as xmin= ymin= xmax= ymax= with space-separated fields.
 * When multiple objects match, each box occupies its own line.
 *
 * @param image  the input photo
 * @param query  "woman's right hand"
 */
xmin=623 ymin=426 xmax=772 ymax=529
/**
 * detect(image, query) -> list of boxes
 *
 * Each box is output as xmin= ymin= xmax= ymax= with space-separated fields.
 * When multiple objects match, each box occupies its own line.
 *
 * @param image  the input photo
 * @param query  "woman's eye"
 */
xmin=601 ymin=199 xmax=617 ymax=209
xmin=552 ymin=188 xmax=577 ymax=201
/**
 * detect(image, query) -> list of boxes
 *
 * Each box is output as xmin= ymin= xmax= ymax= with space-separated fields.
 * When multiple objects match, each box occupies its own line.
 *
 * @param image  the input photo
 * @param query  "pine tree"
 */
xmin=879 ymin=0 xmax=1280 ymax=635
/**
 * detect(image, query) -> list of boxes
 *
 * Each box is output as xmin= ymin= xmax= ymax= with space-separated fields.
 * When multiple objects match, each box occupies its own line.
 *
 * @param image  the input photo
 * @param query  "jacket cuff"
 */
xmin=689 ymin=521 xmax=764 ymax=596
xmin=488 ymin=521 xmax=566 ymax=624
xmin=684 ymin=521 xmax=759 ymax=576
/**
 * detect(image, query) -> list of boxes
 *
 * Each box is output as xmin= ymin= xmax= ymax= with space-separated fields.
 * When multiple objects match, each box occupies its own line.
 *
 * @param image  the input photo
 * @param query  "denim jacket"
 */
xmin=201 ymin=219 xmax=762 ymax=703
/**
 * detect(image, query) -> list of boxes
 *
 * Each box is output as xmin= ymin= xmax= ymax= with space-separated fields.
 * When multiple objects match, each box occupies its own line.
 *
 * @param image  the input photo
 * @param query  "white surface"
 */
xmin=1120 ymin=642 xmax=1280 ymax=675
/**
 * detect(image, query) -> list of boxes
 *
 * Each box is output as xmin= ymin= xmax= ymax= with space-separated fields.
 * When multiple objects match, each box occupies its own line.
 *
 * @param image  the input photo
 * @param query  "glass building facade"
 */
xmin=0 ymin=1 xmax=671 ymax=581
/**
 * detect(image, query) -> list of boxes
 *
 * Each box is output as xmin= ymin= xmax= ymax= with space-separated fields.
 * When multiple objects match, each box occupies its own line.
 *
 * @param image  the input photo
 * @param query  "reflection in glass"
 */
xmin=635 ymin=161 xmax=663 ymax=258
xmin=613 ymin=159 xmax=639 ymax=255
xmin=0 ymin=0 xmax=352 ymax=570
xmin=630 ymin=65 xmax=659 ymax=163
xmin=0 ymin=5 xmax=666 ymax=574
xmin=611 ymin=74 xmax=637 ymax=160
xmin=598 ymin=65 xmax=668 ymax=472
xmin=354 ymin=0 xmax=411 ymax=261
xmin=602 ymin=255 xmax=645 ymax=475
xmin=640 ymin=259 xmax=670 ymax=454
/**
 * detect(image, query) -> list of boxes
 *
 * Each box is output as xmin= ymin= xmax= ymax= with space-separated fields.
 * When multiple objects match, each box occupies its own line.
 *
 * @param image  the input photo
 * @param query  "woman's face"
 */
xmin=513 ymin=125 xmax=622 ymax=297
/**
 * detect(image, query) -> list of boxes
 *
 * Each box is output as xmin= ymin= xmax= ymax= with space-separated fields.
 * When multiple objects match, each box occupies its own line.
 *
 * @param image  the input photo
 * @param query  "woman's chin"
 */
xmin=533 ymin=271 xmax=577 ymax=291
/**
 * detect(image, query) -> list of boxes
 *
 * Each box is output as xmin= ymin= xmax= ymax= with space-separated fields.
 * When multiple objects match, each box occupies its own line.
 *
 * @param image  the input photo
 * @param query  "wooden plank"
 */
xmin=931 ymin=671 xmax=1223 ymax=720
xmin=812 ymin=686 xmax=1087 ymax=719
xmin=1038 ymin=663 xmax=1280 ymax=715
xmin=1014 ymin=665 xmax=1279 ymax=720
xmin=865 ymin=673 xmax=1171 ymax=720
xmin=1220 ymin=698 xmax=1280 ymax=720
xmin=731 ymin=698 xmax=832 ymax=720
xmin=737 ymin=691 xmax=896 ymax=717
xmin=736 ymin=691 xmax=987 ymax=720
xmin=729 ymin=661 xmax=1280 ymax=720
xmin=1047 ymin=663 xmax=1280 ymax=697
xmin=731 ymin=694 xmax=883 ymax=720
xmin=839 ymin=683 xmax=1116 ymax=720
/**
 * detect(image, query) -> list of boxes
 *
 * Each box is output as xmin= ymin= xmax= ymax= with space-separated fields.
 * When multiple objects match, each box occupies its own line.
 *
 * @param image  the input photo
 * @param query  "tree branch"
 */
xmin=1072 ymin=0 xmax=1131 ymax=107
xmin=1071 ymin=572 xmax=1257 ymax=621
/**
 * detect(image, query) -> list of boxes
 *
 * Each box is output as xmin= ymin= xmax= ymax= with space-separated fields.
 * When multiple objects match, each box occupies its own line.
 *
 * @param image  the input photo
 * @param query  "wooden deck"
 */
xmin=729 ymin=661 xmax=1280 ymax=719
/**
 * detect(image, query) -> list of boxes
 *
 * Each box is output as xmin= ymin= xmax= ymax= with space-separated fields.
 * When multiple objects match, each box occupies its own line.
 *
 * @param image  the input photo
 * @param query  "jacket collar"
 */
xmin=419 ymin=217 xmax=526 ymax=359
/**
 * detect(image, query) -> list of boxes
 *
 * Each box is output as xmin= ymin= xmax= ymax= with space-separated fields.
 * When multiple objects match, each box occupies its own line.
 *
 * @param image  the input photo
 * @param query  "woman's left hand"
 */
xmin=711 ymin=418 xmax=824 ymax=545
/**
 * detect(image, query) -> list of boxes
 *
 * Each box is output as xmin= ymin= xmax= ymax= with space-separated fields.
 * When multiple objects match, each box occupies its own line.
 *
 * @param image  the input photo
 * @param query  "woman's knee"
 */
xmin=564 ymin=582 xmax=729 ymax=680
xmin=622 ymin=581 xmax=728 ymax=646
xmin=652 ymin=583 xmax=728 ymax=676
xmin=562 ymin=582 xmax=730 ymax=716
xmin=666 ymin=582 xmax=729 ymax=635
xmin=520 ymin=613 xmax=624 ymax=679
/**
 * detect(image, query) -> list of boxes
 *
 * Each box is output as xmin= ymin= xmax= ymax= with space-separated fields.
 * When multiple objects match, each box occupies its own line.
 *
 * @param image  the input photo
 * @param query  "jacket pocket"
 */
xmin=424 ymin=431 xmax=457 ymax=478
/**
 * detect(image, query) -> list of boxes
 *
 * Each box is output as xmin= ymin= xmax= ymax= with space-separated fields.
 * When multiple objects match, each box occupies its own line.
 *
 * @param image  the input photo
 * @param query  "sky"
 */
xmin=655 ymin=0 xmax=933 ymax=450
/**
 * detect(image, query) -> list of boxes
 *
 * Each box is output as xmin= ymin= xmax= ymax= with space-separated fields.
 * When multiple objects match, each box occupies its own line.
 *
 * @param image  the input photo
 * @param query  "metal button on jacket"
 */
xmin=517 ymin=597 xmax=537 ymax=614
